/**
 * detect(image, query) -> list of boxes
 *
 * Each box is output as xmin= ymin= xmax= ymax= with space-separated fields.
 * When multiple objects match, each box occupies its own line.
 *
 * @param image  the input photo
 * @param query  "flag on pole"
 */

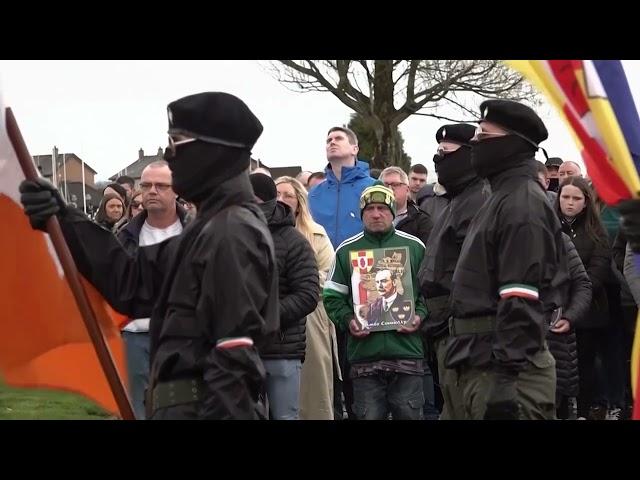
xmin=505 ymin=60 xmax=640 ymax=419
xmin=0 ymin=94 xmax=128 ymax=417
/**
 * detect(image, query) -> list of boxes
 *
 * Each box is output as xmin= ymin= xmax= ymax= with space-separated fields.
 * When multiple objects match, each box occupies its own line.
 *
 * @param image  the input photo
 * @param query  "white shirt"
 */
xmin=122 ymin=217 xmax=183 ymax=333
xmin=383 ymin=292 xmax=398 ymax=312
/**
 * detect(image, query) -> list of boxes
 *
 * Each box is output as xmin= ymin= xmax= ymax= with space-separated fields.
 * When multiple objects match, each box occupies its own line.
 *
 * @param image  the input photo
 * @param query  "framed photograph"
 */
xmin=349 ymin=246 xmax=414 ymax=332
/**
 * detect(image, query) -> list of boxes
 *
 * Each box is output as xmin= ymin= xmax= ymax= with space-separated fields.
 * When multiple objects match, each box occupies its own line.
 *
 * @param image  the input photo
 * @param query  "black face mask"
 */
xmin=548 ymin=177 xmax=560 ymax=192
xmin=164 ymin=141 xmax=250 ymax=203
xmin=433 ymin=147 xmax=475 ymax=193
xmin=257 ymin=198 xmax=277 ymax=223
xmin=470 ymin=135 xmax=535 ymax=179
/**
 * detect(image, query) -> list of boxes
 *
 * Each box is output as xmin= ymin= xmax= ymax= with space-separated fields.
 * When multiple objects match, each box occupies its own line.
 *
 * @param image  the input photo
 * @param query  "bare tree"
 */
xmin=267 ymin=60 xmax=537 ymax=168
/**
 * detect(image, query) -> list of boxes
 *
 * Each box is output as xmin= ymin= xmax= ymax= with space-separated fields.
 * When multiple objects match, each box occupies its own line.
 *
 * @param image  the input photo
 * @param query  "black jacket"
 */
xmin=417 ymin=183 xmax=450 ymax=225
xmin=259 ymin=201 xmax=319 ymax=360
xmin=560 ymin=233 xmax=592 ymax=326
xmin=117 ymin=203 xmax=189 ymax=254
xmin=446 ymin=160 xmax=569 ymax=372
xmin=418 ymin=178 xmax=489 ymax=340
xmin=612 ymin=229 xmax=636 ymax=307
xmin=547 ymin=233 xmax=591 ymax=397
xmin=395 ymin=200 xmax=433 ymax=246
xmin=560 ymin=212 xmax=611 ymax=329
xmin=58 ymin=173 xmax=280 ymax=419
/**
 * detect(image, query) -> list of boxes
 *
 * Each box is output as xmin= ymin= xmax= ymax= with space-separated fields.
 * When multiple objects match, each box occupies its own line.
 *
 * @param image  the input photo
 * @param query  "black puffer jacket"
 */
xmin=259 ymin=200 xmax=320 ymax=360
xmin=547 ymin=233 xmax=591 ymax=397
xmin=560 ymin=212 xmax=611 ymax=329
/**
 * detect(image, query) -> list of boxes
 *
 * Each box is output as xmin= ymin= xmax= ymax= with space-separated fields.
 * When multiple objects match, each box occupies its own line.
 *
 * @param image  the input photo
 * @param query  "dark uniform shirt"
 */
xmin=419 ymin=178 xmax=489 ymax=339
xmin=59 ymin=174 xmax=279 ymax=419
xmin=445 ymin=162 xmax=569 ymax=372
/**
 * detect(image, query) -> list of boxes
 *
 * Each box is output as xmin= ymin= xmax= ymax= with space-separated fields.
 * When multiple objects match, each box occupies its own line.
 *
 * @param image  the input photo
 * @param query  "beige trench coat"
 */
xmin=299 ymin=223 xmax=342 ymax=420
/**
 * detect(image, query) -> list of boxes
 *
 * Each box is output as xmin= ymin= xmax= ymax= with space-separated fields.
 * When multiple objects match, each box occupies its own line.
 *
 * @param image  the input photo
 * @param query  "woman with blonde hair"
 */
xmin=276 ymin=176 xmax=341 ymax=419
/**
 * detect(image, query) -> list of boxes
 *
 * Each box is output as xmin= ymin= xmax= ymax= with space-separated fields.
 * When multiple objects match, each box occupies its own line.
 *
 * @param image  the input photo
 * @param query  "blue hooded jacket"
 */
xmin=308 ymin=160 xmax=375 ymax=249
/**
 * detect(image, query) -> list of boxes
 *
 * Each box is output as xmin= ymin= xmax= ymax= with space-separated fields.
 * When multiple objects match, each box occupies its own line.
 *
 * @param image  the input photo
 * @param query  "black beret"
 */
xmin=167 ymin=92 xmax=263 ymax=151
xmin=478 ymin=99 xmax=548 ymax=147
xmin=545 ymin=157 xmax=563 ymax=168
xmin=250 ymin=173 xmax=277 ymax=202
xmin=435 ymin=124 xmax=476 ymax=145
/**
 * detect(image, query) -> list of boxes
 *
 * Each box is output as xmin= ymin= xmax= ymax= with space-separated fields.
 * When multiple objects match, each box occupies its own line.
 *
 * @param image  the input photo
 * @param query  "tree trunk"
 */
xmin=370 ymin=60 xmax=400 ymax=169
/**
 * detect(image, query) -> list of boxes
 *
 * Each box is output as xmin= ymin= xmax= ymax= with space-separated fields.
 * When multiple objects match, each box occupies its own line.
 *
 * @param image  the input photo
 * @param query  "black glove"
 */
xmin=19 ymin=178 xmax=67 ymax=231
xmin=618 ymin=199 xmax=640 ymax=253
xmin=483 ymin=369 xmax=519 ymax=420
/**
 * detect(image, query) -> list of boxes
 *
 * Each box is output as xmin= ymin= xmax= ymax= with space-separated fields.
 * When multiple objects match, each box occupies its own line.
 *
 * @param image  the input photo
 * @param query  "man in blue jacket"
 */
xmin=309 ymin=125 xmax=375 ymax=420
xmin=309 ymin=127 xmax=375 ymax=249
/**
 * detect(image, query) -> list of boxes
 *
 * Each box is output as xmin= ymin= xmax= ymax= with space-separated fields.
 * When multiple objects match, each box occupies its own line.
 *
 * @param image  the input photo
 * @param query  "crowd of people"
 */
xmin=17 ymin=91 xmax=640 ymax=420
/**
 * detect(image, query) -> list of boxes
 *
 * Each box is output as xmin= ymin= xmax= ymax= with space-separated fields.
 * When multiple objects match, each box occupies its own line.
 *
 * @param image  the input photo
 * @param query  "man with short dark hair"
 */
xmin=308 ymin=126 xmax=375 ymax=420
xmin=545 ymin=157 xmax=563 ymax=192
xmin=307 ymin=171 xmax=326 ymax=190
xmin=116 ymin=175 xmax=135 ymax=201
xmin=535 ymin=161 xmax=557 ymax=204
xmin=408 ymin=164 xmax=428 ymax=202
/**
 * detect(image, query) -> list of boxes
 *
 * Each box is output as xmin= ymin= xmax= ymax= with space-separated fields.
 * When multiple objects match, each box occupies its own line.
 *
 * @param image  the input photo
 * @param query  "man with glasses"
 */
xmin=418 ymin=123 xmax=489 ymax=420
xmin=380 ymin=166 xmax=432 ymax=246
xmin=443 ymin=100 xmax=568 ymax=420
xmin=115 ymin=160 xmax=189 ymax=419
xmin=19 ymin=92 xmax=280 ymax=420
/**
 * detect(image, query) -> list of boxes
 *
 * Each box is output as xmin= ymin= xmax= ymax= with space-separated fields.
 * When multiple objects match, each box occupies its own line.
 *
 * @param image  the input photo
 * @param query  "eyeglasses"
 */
xmin=167 ymin=136 xmax=197 ymax=155
xmin=167 ymin=132 xmax=251 ymax=156
xmin=384 ymin=182 xmax=407 ymax=190
xmin=139 ymin=182 xmax=173 ymax=192
xmin=436 ymin=145 xmax=461 ymax=156
xmin=472 ymin=125 xmax=509 ymax=142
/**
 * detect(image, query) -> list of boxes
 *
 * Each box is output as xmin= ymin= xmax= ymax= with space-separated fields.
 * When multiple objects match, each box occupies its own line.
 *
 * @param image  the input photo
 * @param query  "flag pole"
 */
xmin=5 ymin=107 xmax=135 ymax=420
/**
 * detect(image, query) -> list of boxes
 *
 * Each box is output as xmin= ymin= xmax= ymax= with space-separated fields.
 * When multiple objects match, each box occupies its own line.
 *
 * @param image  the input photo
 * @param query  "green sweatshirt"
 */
xmin=324 ymin=227 xmax=428 ymax=363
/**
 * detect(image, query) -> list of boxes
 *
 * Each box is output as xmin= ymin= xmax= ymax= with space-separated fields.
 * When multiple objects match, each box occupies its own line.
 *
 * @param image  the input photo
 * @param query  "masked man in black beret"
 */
xmin=19 ymin=92 xmax=280 ymax=420
xmin=444 ymin=100 xmax=569 ymax=420
xmin=417 ymin=123 xmax=490 ymax=419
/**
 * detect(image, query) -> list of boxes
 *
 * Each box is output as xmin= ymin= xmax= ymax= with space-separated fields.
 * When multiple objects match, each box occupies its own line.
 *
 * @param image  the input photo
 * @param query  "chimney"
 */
xmin=157 ymin=147 xmax=163 ymax=157
xmin=138 ymin=148 xmax=144 ymax=160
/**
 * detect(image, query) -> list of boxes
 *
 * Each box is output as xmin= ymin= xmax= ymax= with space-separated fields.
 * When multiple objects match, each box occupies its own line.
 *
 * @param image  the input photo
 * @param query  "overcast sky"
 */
xmin=1 ymin=60 xmax=639 ymax=182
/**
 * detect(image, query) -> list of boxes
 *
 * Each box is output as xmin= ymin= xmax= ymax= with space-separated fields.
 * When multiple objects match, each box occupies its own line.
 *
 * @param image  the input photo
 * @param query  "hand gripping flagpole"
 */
xmin=5 ymin=107 xmax=135 ymax=420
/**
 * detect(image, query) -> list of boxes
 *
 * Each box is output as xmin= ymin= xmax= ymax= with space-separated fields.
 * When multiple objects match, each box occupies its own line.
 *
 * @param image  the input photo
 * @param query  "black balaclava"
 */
xmin=164 ymin=143 xmax=250 ymax=204
xmin=433 ymin=146 xmax=478 ymax=195
xmin=548 ymin=177 xmax=560 ymax=192
xmin=470 ymin=135 xmax=536 ymax=179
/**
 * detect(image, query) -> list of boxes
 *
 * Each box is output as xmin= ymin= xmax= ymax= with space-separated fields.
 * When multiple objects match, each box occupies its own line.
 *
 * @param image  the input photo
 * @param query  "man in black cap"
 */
xmin=417 ymin=123 xmax=490 ymax=419
xmin=545 ymin=157 xmax=563 ymax=193
xmin=416 ymin=131 xmax=478 ymax=225
xmin=444 ymin=99 xmax=569 ymax=420
xmin=19 ymin=92 xmax=280 ymax=420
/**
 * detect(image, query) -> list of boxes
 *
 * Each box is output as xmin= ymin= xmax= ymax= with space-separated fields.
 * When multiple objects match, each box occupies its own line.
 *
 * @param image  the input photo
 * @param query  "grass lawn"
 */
xmin=0 ymin=381 xmax=110 ymax=420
